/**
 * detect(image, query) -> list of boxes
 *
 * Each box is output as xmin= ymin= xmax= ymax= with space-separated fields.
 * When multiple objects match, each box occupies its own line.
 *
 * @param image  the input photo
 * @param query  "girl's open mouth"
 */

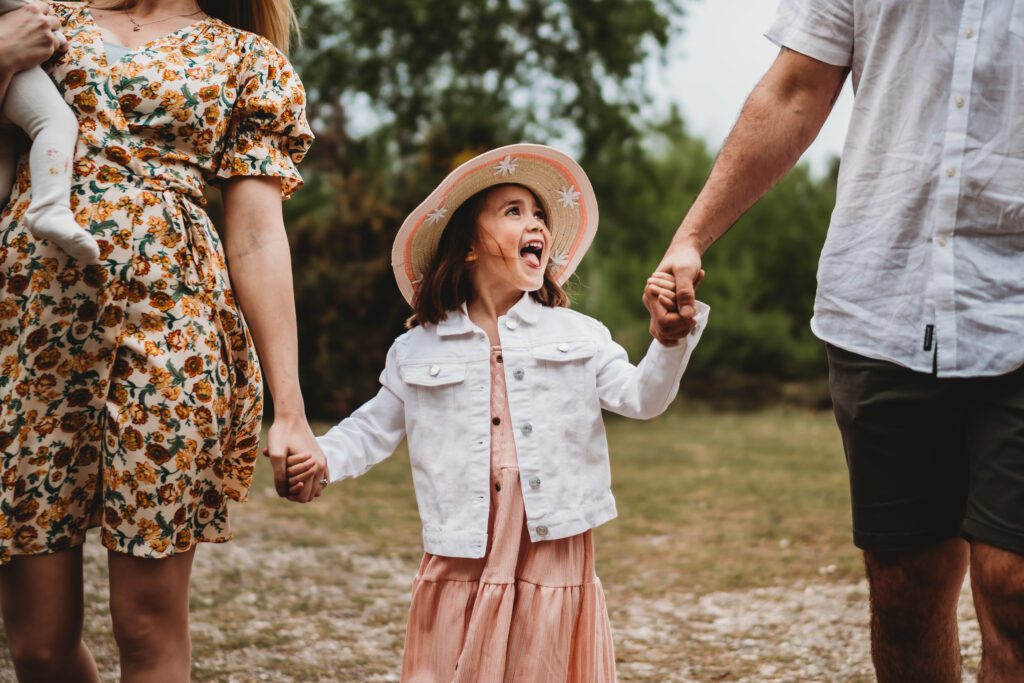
xmin=520 ymin=239 xmax=544 ymax=269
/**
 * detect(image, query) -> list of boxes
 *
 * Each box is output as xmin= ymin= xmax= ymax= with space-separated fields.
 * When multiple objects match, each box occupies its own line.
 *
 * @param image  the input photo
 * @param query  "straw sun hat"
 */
xmin=392 ymin=144 xmax=599 ymax=305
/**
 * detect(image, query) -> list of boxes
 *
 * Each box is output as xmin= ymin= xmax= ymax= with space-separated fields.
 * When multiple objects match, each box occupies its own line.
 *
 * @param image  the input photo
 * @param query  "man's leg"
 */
xmin=960 ymin=365 xmax=1024 ymax=681
xmin=971 ymin=543 xmax=1024 ymax=681
xmin=827 ymin=344 xmax=969 ymax=682
xmin=865 ymin=538 xmax=968 ymax=682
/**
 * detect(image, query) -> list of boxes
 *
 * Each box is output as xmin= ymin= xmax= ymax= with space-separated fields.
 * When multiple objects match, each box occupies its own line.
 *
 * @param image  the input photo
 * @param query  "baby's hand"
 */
xmin=286 ymin=451 xmax=329 ymax=503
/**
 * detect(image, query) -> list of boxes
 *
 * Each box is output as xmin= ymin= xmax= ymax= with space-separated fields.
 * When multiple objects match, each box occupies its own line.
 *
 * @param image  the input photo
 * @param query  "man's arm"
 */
xmin=649 ymin=48 xmax=848 ymax=342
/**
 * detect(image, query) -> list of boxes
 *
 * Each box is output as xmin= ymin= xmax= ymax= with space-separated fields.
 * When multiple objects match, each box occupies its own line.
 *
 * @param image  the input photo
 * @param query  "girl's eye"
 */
xmin=506 ymin=207 xmax=520 ymax=216
xmin=534 ymin=212 xmax=546 ymax=222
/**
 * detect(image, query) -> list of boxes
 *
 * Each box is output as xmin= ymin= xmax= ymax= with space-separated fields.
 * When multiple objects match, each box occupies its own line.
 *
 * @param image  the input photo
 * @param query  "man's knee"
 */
xmin=866 ymin=542 xmax=968 ymax=625
xmin=972 ymin=543 xmax=1024 ymax=630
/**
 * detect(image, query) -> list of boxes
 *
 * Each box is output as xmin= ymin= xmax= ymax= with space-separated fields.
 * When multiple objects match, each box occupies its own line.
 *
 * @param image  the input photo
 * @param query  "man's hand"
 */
xmin=0 ymin=3 xmax=63 ymax=75
xmin=644 ymin=244 xmax=704 ymax=345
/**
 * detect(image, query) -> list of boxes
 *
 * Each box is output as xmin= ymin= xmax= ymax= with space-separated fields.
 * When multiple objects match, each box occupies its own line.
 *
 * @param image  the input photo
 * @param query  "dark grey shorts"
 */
xmin=826 ymin=344 xmax=1024 ymax=554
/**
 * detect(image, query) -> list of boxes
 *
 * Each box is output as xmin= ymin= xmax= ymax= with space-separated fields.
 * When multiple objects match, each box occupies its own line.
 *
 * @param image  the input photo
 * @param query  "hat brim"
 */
xmin=392 ymin=144 xmax=599 ymax=305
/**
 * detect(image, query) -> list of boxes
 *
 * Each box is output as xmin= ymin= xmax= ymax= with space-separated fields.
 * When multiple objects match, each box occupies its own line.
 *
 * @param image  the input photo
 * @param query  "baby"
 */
xmin=0 ymin=0 xmax=100 ymax=262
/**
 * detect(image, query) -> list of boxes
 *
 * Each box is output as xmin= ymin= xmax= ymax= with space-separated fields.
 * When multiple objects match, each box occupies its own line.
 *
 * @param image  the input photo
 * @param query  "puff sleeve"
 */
xmin=216 ymin=38 xmax=314 ymax=199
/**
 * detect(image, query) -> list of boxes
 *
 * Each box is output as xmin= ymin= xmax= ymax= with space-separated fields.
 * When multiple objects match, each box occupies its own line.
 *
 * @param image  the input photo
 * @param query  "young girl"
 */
xmin=0 ymin=0 xmax=100 ymax=261
xmin=289 ymin=144 xmax=708 ymax=681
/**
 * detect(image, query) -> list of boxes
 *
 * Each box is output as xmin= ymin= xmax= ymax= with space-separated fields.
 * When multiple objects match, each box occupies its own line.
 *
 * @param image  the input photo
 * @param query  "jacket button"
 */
xmin=513 ymin=369 xmax=525 ymax=380
xmin=557 ymin=343 xmax=569 ymax=352
xmin=505 ymin=319 xmax=518 ymax=330
xmin=536 ymin=525 xmax=549 ymax=536
xmin=429 ymin=365 xmax=440 ymax=376
xmin=521 ymin=423 xmax=533 ymax=435
xmin=529 ymin=477 xmax=541 ymax=489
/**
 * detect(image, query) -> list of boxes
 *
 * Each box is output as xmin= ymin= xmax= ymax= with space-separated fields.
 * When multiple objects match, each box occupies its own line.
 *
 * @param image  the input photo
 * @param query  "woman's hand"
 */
xmin=0 ymin=3 xmax=63 ymax=75
xmin=265 ymin=415 xmax=328 ymax=502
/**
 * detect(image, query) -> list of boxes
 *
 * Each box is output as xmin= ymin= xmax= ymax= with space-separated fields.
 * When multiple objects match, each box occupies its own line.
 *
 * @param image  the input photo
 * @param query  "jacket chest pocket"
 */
xmin=531 ymin=340 xmax=596 ymax=420
xmin=401 ymin=362 xmax=468 ymax=416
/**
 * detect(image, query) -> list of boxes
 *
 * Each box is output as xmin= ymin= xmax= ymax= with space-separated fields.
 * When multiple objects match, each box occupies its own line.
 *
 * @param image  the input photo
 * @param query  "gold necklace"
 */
xmin=125 ymin=7 xmax=206 ymax=32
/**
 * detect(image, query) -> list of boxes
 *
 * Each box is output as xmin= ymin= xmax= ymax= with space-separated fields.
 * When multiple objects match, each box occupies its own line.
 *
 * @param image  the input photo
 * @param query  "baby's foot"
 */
xmin=25 ymin=206 xmax=101 ymax=263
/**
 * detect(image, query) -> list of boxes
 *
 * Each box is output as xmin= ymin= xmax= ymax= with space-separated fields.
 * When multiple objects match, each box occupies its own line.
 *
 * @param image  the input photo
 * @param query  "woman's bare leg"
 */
xmin=0 ymin=546 xmax=101 ymax=683
xmin=107 ymin=547 xmax=195 ymax=683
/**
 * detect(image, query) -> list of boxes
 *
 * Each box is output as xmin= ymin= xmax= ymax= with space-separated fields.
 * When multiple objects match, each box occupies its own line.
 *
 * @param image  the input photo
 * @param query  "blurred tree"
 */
xmin=283 ymin=0 xmax=687 ymax=416
xmin=275 ymin=1 xmax=838 ymax=417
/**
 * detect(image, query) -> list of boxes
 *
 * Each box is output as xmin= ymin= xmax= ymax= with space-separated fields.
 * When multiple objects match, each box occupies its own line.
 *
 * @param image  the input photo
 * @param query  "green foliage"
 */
xmin=279 ymin=0 xmax=838 ymax=418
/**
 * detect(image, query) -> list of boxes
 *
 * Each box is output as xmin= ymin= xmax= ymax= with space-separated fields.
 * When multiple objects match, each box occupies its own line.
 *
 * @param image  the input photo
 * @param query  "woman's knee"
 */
xmin=8 ymin=628 xmax=82 ymax=677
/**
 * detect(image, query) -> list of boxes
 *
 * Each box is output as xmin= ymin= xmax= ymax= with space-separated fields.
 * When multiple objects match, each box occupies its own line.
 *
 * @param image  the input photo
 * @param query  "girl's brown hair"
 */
xmin=408 ymin=184 xmax=570 ymax=328
xmin=87 ymin=0 xmax=299 ymax=54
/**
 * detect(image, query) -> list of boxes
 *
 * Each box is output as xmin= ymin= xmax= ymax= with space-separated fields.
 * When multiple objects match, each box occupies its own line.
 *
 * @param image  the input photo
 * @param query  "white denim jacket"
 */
xmin=318 ymin=294 xmax=709 ymax=558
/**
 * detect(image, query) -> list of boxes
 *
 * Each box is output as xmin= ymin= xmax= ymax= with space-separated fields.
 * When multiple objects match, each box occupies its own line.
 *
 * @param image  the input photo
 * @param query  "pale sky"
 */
xmin=652 ymin=0 xmax=854 ymax=175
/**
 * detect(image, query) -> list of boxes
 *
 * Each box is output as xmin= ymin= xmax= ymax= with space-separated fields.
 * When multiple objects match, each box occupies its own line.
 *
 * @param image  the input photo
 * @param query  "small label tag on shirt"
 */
xmin=923 ymin=324 xmax=935 ymax=352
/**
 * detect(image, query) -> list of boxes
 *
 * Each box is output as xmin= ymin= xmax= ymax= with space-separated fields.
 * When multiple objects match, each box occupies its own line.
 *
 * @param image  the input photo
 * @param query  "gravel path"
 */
xmin=0 ymin=532 xmax=982 ymax=682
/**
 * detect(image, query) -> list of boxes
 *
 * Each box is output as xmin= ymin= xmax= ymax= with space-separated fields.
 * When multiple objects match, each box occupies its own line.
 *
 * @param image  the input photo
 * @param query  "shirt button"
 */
xmin=965 ymin=27 xmax=974 ymax=38
xmin=521 ymin=423 xmax=533 ymax=435
xmin=529 ymin=477 xmax=541 ymax=489
xmin=429 ymin=365 xmax=440 ymax=376
xmin=557 ymin=342 xmax=569 ymax=352
xmin=505 ymin=319 xmax=518 ymax=330
xmin=937 ymin=235 xmax=948 ymax=247
xmin=513 ymin=368 xmax=525 ymax=380
xmin=954 ymin=96 xmax=965 ymax=109
xmin=536 ymin=525 xmax=549 ymax=536
xmin=946 ymin=167 xmax=956 ymax=178
xmin=496 ymin=355 xmax=503 ymax=364
xmin=492 ymin=417 xmax=501 ymax=426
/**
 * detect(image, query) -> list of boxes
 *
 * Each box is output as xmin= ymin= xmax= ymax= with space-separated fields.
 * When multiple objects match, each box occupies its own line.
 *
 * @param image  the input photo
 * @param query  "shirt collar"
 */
xmin=435 ymin=293 xmax=542 ymax=337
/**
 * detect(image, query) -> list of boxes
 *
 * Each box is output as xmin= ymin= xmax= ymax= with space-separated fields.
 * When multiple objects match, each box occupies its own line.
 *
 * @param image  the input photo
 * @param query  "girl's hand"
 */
xmin=265 ymin=416 xmax=327 ymax=502
xmin=286 ymin=451 xmax=329 ymax=503
xmin=0 ymin=3 xmax=63 ymax=74
xmin=643 ymin=270 xmax=704 ymax=346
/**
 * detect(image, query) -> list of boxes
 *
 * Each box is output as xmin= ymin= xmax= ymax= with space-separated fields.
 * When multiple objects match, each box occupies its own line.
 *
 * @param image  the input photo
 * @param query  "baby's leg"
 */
xmin=2 ymin=66 xmax=99 ymax=262
xmin=0 ymin=130 xmax=15 ymax=208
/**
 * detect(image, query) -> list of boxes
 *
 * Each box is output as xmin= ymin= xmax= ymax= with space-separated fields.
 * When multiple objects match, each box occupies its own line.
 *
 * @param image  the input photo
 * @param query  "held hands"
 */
xmin=285 ymin=450 xmax=330 ymax=502
xmin=644 ymin=243 xmax=705 ymax=346
xmin=0 ymin=2 xmax=65 ymax=74
xmin=265 ymin=416 xmax=329 ymax=503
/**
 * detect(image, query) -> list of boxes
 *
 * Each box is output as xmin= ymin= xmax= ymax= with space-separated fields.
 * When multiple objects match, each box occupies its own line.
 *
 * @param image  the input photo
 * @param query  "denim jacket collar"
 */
xmin=435 ymin=293 xmax=542 ymax=337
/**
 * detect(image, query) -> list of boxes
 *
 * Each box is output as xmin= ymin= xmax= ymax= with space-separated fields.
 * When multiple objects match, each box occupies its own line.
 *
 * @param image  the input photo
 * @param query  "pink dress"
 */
xmin=400 ymin=347 xmax=617 ymax=682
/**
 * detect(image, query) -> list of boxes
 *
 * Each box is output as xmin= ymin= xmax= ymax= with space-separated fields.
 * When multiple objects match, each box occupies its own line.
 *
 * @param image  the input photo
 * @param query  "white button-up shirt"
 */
xmin=767 ymin=0 xmax=1024 ymax=377
xmin=317 ymin=295 xmax=709 ymax=558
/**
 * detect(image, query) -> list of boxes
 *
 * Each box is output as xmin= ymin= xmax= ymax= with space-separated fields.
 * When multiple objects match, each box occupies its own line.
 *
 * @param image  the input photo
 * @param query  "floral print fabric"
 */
xmin=0 ymin=2 xmax=312 ymax=563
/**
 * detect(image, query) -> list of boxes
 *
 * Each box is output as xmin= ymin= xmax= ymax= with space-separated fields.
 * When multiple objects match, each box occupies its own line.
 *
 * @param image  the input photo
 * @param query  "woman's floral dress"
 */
xmin=0 ymin=2 xmax=312 ymax=563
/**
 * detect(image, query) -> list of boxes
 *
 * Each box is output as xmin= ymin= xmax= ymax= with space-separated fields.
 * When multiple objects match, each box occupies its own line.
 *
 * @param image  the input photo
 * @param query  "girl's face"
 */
xmin=471 ymin=185 xmax=550 ymax=296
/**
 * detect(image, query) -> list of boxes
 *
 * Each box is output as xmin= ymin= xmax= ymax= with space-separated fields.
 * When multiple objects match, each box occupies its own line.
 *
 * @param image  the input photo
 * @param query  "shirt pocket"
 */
xmin=1012 ymin=0 xmax=1024 ymax=37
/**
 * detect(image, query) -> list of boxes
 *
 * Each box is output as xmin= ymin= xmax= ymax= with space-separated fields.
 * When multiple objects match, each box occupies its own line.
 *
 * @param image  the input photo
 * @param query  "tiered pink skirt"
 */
xmin=400 ymin=348 xmax=616 ymax=682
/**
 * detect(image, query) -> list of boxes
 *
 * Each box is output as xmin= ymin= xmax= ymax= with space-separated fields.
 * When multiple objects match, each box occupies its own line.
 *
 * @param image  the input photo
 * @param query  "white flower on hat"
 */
xmin=550 ymin=249 xmax=570 ymax=268
xmin=493 ymin=155 xmax=518 ymax=176
xmin=425 ymin=207 xmax=449 ymax=225
xmin=556 ymin=185 xmax=581 ymax=208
